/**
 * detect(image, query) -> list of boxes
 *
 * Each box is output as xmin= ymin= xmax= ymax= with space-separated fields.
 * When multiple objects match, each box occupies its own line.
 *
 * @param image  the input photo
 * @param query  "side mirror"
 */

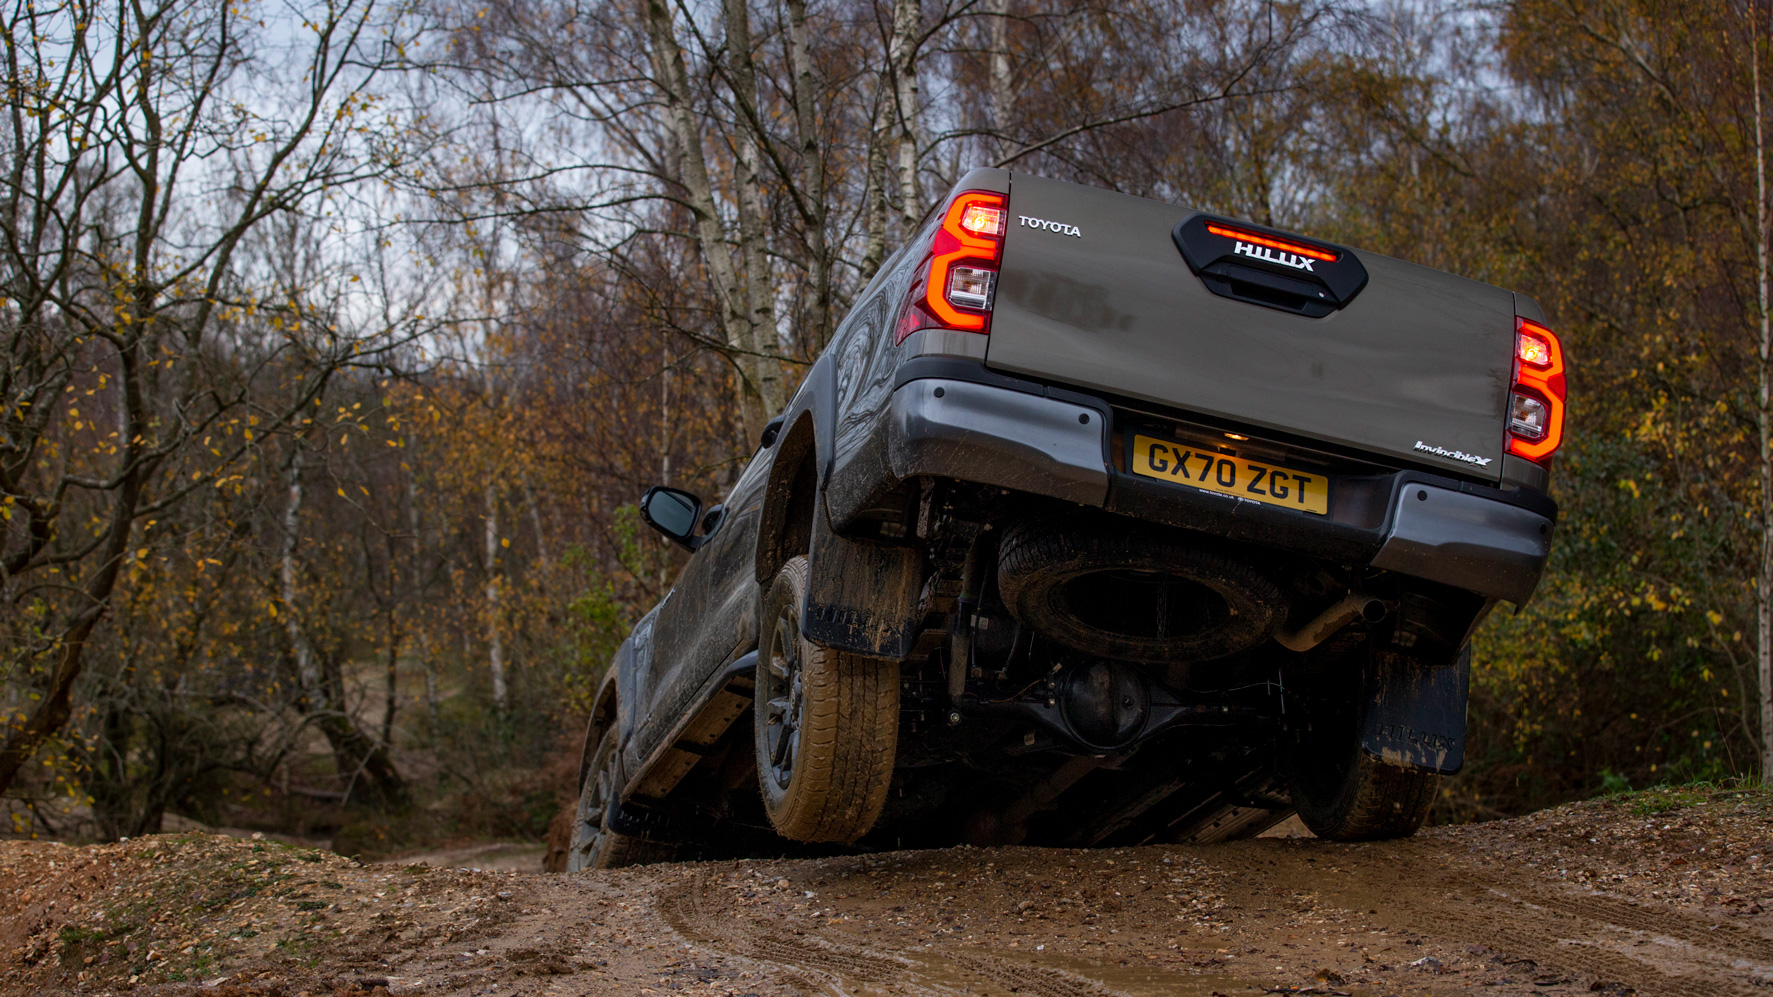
xmin=760 ymin=414 xmax=786 ymax=449
xmin=639 ymin=486 xmax=704 ymax=551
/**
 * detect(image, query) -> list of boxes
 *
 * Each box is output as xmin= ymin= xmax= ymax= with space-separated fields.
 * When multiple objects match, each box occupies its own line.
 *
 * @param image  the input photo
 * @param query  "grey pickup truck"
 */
xmin=565 ymin=168 xmax=1564 ymax=869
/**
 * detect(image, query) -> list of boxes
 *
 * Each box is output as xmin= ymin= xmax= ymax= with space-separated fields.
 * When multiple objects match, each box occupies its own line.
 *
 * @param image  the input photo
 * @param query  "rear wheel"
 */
xmin=565 ymin=726 xmax=676 ymax=870
xmin=754 ymin=555 xmax=899 ymax=843
xmin=1287 ymin=650 xmax=1437 ymax=841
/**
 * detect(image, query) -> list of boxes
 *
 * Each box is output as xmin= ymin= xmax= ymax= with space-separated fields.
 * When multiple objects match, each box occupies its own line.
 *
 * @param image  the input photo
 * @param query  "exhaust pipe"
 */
xmin=1275 ymin=591 xmax=1388 ymax=652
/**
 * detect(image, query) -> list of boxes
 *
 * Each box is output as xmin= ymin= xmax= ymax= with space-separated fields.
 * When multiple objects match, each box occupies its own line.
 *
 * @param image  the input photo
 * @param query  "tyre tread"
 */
xmin=757 ymin=556 xmax=899 ymax=843
xmin=1289 ymin=650 xmax=1439 ymax=842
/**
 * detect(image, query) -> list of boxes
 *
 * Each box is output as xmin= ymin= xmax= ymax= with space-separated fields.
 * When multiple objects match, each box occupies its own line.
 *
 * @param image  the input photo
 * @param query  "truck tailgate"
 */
xmin=987 ymin=174 xmax=1515 ymax=482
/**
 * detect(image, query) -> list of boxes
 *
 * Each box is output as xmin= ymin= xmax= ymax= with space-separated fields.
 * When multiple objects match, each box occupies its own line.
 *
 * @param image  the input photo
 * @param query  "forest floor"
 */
xmin=1 ymin=785 xmax=1769 ymax=997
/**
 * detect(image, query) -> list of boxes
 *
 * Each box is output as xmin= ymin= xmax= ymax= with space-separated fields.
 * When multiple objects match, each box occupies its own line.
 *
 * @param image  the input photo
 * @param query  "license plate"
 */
xmin=1129 ymin=433 xmax=1329 ymax=515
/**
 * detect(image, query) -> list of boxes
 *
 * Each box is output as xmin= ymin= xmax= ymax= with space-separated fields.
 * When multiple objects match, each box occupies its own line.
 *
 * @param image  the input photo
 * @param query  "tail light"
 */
xmin=1507 ymin=318 xmax=1566 ymax=462
xmin=894 ymin=191 xmax=1007 ymax=342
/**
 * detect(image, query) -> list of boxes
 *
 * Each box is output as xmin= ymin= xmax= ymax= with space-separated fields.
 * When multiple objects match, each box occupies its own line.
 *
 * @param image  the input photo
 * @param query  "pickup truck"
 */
xmin=563 ymin=168 xmax=1563 ymax=870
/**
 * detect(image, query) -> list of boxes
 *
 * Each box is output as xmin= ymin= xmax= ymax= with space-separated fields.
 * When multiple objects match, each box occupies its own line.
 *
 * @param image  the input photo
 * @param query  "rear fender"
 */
xmin=755 ymin=355 xmax=836 ymax=587
xmin=1359 ymin=643 xmax=1470 ymax=775
xmin=576 ymin=668 xmax=621 ymax=793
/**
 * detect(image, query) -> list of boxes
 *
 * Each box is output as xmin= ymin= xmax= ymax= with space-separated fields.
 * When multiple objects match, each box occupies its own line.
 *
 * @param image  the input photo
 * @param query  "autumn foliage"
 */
xmin=5 ymin=0 xmax=1773 ymax=844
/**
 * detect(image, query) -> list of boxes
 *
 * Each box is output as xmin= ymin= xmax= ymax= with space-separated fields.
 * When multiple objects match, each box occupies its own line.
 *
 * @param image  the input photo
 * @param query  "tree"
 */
xmin=0 ymin=0 xmax=433 ymax=795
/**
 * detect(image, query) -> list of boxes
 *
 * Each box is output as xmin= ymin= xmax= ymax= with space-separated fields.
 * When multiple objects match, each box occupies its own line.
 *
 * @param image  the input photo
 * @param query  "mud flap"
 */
xmin=801 ymin=495 xmax=923 ymax=660
xmin=1359 ymin=644 xmax=1469 ymax=774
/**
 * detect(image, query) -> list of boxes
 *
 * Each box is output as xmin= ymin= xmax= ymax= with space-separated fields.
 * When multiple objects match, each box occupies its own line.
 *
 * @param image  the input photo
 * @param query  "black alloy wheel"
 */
xmin=760 ymin=609 xmax=806 ymax=793
xmin=566 ymin=726 xmax=674 ymax=870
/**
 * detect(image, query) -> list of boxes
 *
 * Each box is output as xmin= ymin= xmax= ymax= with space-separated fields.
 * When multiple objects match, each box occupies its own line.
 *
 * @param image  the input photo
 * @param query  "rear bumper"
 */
xmin=888 ymin=358 xmax=1556 ymax=606
xmin=1371 ymin=484 xmax=1551 ymax=606
xmin=888 ymin=374 xmax=1111 ymax=506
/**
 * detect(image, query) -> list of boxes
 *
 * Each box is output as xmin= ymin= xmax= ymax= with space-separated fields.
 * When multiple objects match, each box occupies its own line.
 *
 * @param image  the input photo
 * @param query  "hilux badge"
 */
xmin=1413 ymin=441 xmax=1492 ymax=467
xmin=1233 ymin=240 xmax=1316 ymax=272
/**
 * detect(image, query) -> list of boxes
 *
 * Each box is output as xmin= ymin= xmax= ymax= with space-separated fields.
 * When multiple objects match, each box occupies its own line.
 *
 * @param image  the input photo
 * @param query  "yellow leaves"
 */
xmin=1618 ymin=478 xmax=1641 ymax=498
xmin=500 ymin=537 xmax=510 ymax=548
xmin=337 ymin=488 xmax=347 ymax=498
xmin=1706 ymin=609 xmax=1722 ymax=625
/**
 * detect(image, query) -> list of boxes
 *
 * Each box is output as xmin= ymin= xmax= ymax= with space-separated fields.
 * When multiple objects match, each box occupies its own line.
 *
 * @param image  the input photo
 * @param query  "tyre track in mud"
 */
xmin=657 ymin=868 xmax=1133 ymax=997
xmin=1214 ymin=837 xmax=1773 ymax=997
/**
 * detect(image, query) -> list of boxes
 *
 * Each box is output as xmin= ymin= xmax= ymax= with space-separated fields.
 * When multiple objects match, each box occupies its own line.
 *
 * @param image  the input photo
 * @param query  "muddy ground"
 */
xmin=2 ymin=786 xmax=1770 ymax=997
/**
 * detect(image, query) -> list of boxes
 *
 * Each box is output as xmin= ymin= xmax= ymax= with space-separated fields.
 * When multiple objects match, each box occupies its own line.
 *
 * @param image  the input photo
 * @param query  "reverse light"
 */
xmin=1205 ymin=223 xmax=1339 ymax=262
xmin=1507 ymin=318 xmax=1566 ymax=462
xmin=947 ymin=266 xmax=996 ymax=310
xmin=895 ymin=190 xmax=1008 ymax=342
xmin=1509 ymin=393 xmax=1549 ymax=439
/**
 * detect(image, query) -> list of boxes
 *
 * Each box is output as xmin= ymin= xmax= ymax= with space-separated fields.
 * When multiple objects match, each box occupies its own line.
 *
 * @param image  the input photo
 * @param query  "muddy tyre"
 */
xmin=997 ymin=514 xmax=1286 ymax=663
xmin=566 ymin=726 xmax=676 ymax=870
xmin=1288 ymin=651 xmax=1437 ymax=841
xmin=754 ymin=555 xmax=899 ymax=843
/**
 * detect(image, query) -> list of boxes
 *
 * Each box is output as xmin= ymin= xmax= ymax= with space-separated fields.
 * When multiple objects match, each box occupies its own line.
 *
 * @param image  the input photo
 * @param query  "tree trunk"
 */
xmin=724 ymin=0 xmax=784 ymax=416
xmin=383 ymin=612 xmax=400 ymax=748
xmin=1754 ymin=17 xmax=1773 ymax=781
xmin=283 ymin=449 xmax=406 ymax=805
xmin=281 ymin=450 xmax=321 ymax=696
xmin=419 ymin=630 xmax=441 ymax=719
xmin=988 ymin=0 xmax=1016 ymax=163
xmin=644 ymin=0 xmax=770 ymax=437
xmin=484 ymin=482 xmax=508 ymax=709
xmin=0 ymin=341 xmax=147 ymax=796
xmin=787 ymin=0 xmax=833 ymax=352
xmin=522 ymin=474 xmax=552 ymax=563
xmin=862 ymin=83 xmax=892 ymax=280
xmin=889 ymin=0 xmax=923 ymax=232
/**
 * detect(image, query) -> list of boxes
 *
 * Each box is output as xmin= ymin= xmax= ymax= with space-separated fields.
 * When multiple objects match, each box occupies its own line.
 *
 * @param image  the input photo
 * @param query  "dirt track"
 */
xmin=2 ymin=787 xmax=1770 ymax=996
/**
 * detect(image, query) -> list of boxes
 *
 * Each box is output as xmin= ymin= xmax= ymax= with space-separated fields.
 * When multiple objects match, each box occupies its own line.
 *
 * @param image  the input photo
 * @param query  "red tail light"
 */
xmin=1507 ymin=318 xmax=1566 ymax=462
xmin=895 ymin=191 xmax=1007 ymax=342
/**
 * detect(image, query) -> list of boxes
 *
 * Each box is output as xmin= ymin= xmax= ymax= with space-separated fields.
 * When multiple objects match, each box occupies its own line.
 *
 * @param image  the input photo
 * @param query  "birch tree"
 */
xmin=1751 ymin=4 xmax=1773 ymax=781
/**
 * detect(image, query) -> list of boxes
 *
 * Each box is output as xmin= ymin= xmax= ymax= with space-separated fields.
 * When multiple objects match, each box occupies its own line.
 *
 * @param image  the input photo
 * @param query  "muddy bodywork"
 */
xmin=595 ymin=168 xmax=1558 ymax=852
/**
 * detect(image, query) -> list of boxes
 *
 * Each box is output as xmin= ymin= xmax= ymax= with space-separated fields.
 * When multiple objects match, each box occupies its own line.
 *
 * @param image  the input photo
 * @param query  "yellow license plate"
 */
xmin=1130 ymin=434 xmax=1329 ymax=515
